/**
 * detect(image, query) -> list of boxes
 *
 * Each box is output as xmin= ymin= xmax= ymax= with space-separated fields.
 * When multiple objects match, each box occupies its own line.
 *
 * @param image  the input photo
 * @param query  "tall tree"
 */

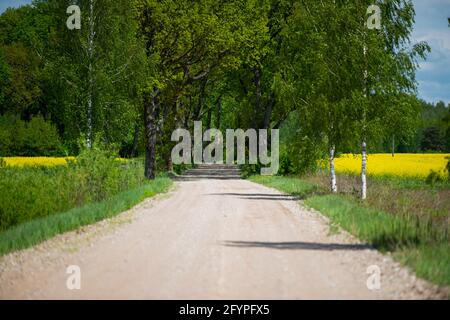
xmin=35 ymin=0 xmax=146 ymax=152
xmin=355 ymin=0 xmax=429 ymax=199
xmin=136 ymin=0 xmax=268 ymax=179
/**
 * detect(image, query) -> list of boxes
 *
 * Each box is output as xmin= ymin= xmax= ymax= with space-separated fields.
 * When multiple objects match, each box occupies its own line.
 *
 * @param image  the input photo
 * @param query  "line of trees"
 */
xmin=1 ymin=0 xmax=444 ymax=199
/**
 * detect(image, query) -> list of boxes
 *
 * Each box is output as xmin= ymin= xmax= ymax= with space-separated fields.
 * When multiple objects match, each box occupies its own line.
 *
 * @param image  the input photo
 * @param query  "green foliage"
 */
xmin=425 ymin=170 xmax=445 ymax=186
xmin=278 ymin=111 xmax=326 ymax=174
xmin=275 ymin=0 xmax=429 ymax=176
xmin=0 ymin=0 xmax=147 ymax=153
xmin=412 ymin=100 xmax=450 ymax=153
xmin=0 ymin=149 xmax=150 ymax=231
xmin=0 ymin=0 xmax=442 ymax=179
xmin=240 ymin=163 xmax=262 ymax=178
xmin=0 ymin=43 xmax=42 ymax=116
xmin=421 ymin=126 xmax=447 ymax=152
xmin=172 ymin=163 xmax=192 ymax=175
xmin=0 ymin=115 xmax=64 ymax=156
xmin=278 ymin=151 xmax=295 ymax=175
xmin=0 ymin=50 xmax=9 ymax=106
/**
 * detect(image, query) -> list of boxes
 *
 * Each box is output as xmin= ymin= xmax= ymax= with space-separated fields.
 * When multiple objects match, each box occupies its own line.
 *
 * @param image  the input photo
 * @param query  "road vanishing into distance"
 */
xmin=0 ymin=165 xmax=441 ymax=299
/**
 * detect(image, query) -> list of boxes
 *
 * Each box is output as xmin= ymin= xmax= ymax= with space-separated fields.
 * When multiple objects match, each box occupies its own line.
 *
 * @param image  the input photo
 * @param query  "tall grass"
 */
xmin=0 ymin=178 xmax=172 ymax=256
xmin=0 ymin=150 xmax=152 ymax=231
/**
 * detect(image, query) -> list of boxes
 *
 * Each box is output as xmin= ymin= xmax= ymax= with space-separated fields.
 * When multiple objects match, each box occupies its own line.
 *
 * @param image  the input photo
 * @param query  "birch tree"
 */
xmin=279 ymin=0 xmax=360 ymax=192
xmin=353 ymin=0 xmax=429 ymax=199
xmin=37 ymin=0 xmax=146 ymax=151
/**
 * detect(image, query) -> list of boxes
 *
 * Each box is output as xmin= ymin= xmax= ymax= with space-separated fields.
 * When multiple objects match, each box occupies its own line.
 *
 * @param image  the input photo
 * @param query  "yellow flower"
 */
xmin=3 ymin=157 xmax=75 ymax=167
xmin=2 ymin=157 xmax=128 ymax=168
xmin=332 ymin=154 xmax=450 ymax=178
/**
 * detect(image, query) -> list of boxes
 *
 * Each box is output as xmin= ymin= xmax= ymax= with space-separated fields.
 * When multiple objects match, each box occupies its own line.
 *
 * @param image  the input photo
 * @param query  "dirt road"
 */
xmin=0 ymin=173 xmax=442 ymax=299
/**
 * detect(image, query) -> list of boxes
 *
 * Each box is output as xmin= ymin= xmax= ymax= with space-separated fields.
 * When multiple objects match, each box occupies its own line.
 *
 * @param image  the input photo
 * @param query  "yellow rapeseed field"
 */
xmin=1 ymin=157 xmax=127 ymax=167
xmin=334 ymin=153 xmax=450 ymax=178
xmin=1 ymin=157 xmax=76 ymax=167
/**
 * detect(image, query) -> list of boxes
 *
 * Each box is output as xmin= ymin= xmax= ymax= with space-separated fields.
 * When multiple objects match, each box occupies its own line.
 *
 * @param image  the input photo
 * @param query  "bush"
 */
xmin=0 ymin=115 xmax=64 ymax=156
xmin=278 ymin=151 xmax=295 ymax=175
xmin=240 ymin=163 xmax=262 ymax=178
xmin=173 ymin=163 xmax=191 ymax=175
xmin=0 ymin=149 xmax=146 ymax=231
xmin=425 ymin=170 xmax=444 ymax=186
xmin=240 ymin=152 xmax=295 ymax=177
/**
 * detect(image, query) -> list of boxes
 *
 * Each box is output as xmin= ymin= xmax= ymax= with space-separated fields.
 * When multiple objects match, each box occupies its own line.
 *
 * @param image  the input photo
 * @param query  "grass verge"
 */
xmin=249 ymin=175 xmax=450 ymax=288
xmin=0 ymin=176 xmax=172 ymax=256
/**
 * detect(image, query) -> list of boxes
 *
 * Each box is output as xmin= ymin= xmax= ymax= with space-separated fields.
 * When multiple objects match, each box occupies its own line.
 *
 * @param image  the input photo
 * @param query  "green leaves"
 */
xmin=0 ymin=115 xmax=64 ymax=157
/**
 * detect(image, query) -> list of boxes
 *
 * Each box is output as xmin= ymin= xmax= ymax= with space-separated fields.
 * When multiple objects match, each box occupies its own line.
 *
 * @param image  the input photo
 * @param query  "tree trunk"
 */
xmin=361 ymin=44 xmax=368 ymax=200
xmin=194 ymin=79 xmax=207 ymax=121
xmin=253 ymin=68 xmax=262 ymax=129
xmin=207 ymin=107 xmax=212 ymax=129
xmin=166 ymin=155 xmax=173 ymax=172
xmin=329 ymin=146 xmax=337 ymax=193
xmin=144 ymin=90 xmax=160 ymax=180
xmin=361 ymin=141 xmax=367 ymax=200
xmin=392 ymin=135 xmax=395 ymax=157
xmin=216 ymin=96 xmax=222 ymax=129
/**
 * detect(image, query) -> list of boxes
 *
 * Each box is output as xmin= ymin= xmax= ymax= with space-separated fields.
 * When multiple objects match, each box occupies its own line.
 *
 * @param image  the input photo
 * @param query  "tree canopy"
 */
xmin=0 ymin=0 xmax=443 ymax=191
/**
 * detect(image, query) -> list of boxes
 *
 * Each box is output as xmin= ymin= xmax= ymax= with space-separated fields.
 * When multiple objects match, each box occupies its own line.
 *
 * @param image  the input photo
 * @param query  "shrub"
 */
xmin=240 ymin=163 xmax=262 ymax=178
xmin=278 ymin=151 xmax=295 ymax=175
xmin=0 ymin=149 xmax=146 ymax=231
xmin=0 ymin=115 xmax=64 ymax=157
xmin=173 ymin=163 xmax=191 ymax=175
xmin=23 ymin=116 xmax=64 ymax=156
xmin=425 ymin=170 xmax=444 ymax=186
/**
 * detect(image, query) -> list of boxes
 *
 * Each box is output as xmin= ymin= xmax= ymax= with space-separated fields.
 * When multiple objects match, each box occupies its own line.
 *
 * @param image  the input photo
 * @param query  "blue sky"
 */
xmin=411 ymin=0 xmax=450 ymax=105
xmin=0 ymin=0 xmax=31 ymax=14
xmin=1 ymin=0 xmax=449 ymax=104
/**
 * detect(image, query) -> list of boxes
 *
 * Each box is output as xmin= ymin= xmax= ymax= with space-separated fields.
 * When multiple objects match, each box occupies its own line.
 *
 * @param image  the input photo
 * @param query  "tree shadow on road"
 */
xmin=207 ymin=193 xmax=300 ymax=201
xmin=220 ymin=240 xmax=373 ymax=251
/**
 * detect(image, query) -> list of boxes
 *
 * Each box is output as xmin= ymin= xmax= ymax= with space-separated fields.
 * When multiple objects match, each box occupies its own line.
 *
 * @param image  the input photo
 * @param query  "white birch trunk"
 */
xmin=361 ymin=141 xmax=367 ymax=200
xmin=86 ymin=0 xmax=95 ymax=149
xmin=361 ymin=44 xmax=368 ymax=200
xmin=329 ymin=146 xmax=337 ymax=193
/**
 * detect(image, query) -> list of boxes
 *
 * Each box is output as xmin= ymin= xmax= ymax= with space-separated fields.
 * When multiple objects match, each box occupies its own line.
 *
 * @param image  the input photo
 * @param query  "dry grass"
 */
xmin=304 ymin=172 xmax=450 ymax=240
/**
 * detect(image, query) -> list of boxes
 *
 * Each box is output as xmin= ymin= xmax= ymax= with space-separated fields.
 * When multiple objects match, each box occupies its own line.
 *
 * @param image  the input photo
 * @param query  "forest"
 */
xmin=0 ymin=0 xmax=448 ymax=170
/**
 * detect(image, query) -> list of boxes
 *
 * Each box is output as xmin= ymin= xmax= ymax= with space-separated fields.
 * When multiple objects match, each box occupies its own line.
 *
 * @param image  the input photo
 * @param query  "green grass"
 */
xmin=249 ymin=175 xmax=450 ymax=288
xmin=0 ymin=176 xmax=172 ymax=256
xmin=0 ymin=150 xmax=149 ymax=231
